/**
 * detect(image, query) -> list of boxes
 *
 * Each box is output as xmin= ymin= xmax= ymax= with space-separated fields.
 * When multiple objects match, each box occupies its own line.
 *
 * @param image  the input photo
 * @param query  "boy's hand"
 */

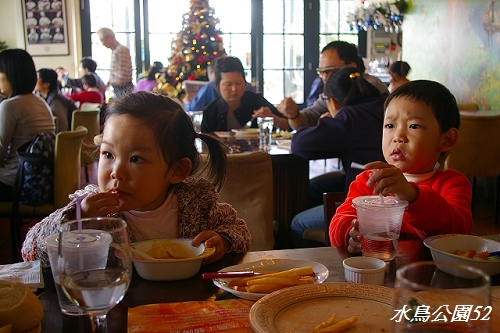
xmin=80 ymin=190 xmax=119 ymax=218
xmin=347 ymin=219 xmax=362 ymax=254
xmin=192 ymin=231 xmax=228 ymax=265
xmin=364 ymin=161 xmax=418 ymax=203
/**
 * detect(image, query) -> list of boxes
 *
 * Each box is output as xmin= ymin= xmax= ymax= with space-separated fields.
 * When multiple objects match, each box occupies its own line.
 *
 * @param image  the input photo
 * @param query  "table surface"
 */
xmin=39 ymin=239 xmax=437 ymax=333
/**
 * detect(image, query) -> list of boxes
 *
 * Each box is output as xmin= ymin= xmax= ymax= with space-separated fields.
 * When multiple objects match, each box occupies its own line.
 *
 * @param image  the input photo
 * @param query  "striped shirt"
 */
xmin=109 ymin=41 xmax=132 ymax=87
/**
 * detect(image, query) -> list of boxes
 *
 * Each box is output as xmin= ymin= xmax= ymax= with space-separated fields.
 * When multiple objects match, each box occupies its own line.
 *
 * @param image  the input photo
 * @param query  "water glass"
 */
xmin=353 ymin=195 xmax=408 ymax=261
xmin=58 ymin=217 xmax=132 ymax=332
xmin=258 ymin=116 xmax=274 ymax=150
xmin=393 ymin=261 xmax=490 ymax=333
xmin=187 ymin=111 xmax=203 ymax=132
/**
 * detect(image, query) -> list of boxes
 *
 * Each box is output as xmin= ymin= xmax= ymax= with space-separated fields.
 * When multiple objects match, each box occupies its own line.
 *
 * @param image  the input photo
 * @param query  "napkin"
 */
xmin=0 ymin=260 xmax=44 ymax=291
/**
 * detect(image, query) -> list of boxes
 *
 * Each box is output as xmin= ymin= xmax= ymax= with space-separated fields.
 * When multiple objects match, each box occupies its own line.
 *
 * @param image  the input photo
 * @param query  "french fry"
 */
xmin=461 ymin=249 xmax=476 ymax=258
xmin=227 ymin=266 xmax=315 ymax=293
xmin=247 ymin=276 xmax=314 ymax=286
xmin=475 ymin=251 xmax=490 ymax=259
xmin=245 ymin=284 xmax=290 ymax=293
xmin=317 ymin=315 xmax=358 ymax=333
xmin=312 ymin=313 xmax=337 ymax=333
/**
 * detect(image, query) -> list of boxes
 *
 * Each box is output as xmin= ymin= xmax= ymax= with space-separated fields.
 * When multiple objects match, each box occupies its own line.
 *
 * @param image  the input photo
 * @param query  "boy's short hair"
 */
xmin=384 ymin=80 xmax=460 ymax=132
xmin=82 ymin=73 xmax=97 ymax=87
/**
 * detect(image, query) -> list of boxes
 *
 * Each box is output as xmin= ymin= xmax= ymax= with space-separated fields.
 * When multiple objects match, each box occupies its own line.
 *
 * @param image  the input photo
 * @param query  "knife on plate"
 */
xmin=202 ymin=271 xmax=260 ymax=279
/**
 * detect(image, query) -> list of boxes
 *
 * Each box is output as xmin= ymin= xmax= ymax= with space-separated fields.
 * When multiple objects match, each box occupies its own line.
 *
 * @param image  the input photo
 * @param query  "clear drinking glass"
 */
xmin=58 ymin=217 xmax=132 ymax=332
xmin=258 ymin=116 xmax=274 ymax=150
xmin=393 ymin=261 xmax=491 ymax=333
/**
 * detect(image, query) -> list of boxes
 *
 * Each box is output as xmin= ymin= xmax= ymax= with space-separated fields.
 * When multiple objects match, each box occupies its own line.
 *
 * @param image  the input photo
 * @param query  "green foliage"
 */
xmin=0 ymin=40 xmax=8 ymax=52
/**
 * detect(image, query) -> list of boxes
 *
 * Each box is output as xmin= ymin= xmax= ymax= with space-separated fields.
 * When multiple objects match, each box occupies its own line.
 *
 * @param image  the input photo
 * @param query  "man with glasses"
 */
xmin=277 ymin=41 xmax=387 ymax=130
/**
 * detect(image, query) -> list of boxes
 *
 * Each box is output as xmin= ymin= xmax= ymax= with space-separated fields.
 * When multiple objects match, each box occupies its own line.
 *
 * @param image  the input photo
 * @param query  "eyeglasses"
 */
xmin=316 ymin=66 xmax=340 ymax=77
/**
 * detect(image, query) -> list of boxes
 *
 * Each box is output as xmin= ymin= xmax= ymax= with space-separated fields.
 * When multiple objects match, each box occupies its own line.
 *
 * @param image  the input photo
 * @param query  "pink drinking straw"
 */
xmin=75 ymin=193 xmax=88 ymax=270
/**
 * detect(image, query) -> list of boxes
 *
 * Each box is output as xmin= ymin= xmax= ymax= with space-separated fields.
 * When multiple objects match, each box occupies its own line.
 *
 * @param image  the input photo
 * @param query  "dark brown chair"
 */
xmin=301 ymin=192 xmax=347 ymax=246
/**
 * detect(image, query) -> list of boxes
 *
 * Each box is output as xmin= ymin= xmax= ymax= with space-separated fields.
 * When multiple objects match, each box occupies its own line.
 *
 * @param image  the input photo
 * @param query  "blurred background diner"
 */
xmin=34 ymin=68 xmax=77 ymax=132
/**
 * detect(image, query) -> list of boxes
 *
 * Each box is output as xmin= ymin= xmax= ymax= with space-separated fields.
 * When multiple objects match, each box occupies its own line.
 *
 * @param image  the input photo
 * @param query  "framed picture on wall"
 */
xmin=22 ymin=0 xmax=69 ymax=56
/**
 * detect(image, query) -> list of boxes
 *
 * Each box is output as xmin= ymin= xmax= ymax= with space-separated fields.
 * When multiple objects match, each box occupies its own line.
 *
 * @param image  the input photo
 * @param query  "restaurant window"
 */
xmin=263 ymin=0 xmax=304 ymax=105
xmin=87 ymin=0 xmax=138 ymax=84
xmin=81 ymin=0 xmax=356 ymax=104
xmin=319 ymin=0 xmax=357 ymax=49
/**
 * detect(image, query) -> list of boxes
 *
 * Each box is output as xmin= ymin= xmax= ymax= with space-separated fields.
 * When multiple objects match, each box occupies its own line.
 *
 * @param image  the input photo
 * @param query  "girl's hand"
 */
xmin=80 ymin=190 xmax=120 ymax=218
xmin=191 ymin=231 xmax=229 ymax=265
xmin=347 ymin=219 xmax=362 ymax=254
xmin=364 ymin=161 xmax=418 ymax=203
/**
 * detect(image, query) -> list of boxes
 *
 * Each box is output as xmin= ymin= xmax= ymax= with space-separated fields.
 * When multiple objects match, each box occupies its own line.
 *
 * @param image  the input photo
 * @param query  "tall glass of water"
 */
xmin=258 ymin=116 xmax=274 ymax=150
xmin=58 ymin=217 xmax=132 ymax=332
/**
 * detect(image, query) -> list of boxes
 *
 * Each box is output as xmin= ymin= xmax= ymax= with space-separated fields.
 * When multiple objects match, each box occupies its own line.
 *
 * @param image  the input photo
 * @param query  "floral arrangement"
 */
xmin=347 ymin=0 xmax=411 ymax=32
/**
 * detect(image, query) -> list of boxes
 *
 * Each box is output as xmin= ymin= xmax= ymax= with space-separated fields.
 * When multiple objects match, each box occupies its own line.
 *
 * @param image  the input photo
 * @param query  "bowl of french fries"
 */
xmin=131 ymin=238 xmax=215 ymax=281
xmin=423 ymin=234 xmax=500 ymax=277
xmin=212 ymin=259 xmax=329 ymax=300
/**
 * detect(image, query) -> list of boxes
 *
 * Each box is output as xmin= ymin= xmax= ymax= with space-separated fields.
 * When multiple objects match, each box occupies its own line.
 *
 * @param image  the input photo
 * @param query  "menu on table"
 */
xmin=128 ymin=299 xmax=254 ymax=333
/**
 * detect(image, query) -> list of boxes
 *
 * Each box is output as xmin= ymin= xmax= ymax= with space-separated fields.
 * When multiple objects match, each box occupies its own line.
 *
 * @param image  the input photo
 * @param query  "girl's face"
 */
xmin=219 ymin=72 xmax=246 ymax=104
xmin=0 ymin=72 xmax=12 ymax=98
xmin=383 ymin=97 xmax=451 ymax=174
xmin=98 ymin=114 xmax=174 ymax=211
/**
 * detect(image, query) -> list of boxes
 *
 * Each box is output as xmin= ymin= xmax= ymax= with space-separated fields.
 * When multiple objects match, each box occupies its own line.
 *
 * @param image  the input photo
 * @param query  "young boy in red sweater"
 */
xmin=67 ymin=74 xmax=104 ymax=107
xmin=329 ymin=80 xmax=473 ymax=252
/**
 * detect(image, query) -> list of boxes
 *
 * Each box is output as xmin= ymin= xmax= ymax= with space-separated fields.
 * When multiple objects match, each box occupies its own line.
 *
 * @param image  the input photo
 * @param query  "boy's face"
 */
xmin=382 ymin=97 xmax=451 ymax=174
xmin=98 ymin=114 xmax=172 ymax=211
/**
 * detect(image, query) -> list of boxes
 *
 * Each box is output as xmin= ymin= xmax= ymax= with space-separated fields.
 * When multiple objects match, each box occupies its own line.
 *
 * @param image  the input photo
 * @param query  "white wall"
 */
xmin=0 ymin=0 xmax=82 ymax=77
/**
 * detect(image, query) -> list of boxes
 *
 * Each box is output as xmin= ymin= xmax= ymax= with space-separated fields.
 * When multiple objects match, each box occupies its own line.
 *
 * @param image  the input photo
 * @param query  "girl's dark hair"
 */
xmin=215 ymin=56 xmax=245 ymax=91
xmin=324 ymin=67 xmax=380 ymax=107
xmin=0 ymin=49 xmax=37 ymax=97
xmin=389 ymin=61 xmax=411 ymax=77
xmin=37 ymin=68 xmax=59 ymax=93
xmin=105 ymin=91 xmax=228 ymax=190
xmin=384 ymin=80 xmax=460 ymax=132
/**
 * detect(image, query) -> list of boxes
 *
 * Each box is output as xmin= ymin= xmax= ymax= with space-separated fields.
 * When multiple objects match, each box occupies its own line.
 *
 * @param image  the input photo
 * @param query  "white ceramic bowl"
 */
xmin=423 ymin=234 xmax=500 ymax=277
xmin=342 ymin=256 xmax=387 ymax=285
xmin=131 ymin=238 xmax=215 ymax=281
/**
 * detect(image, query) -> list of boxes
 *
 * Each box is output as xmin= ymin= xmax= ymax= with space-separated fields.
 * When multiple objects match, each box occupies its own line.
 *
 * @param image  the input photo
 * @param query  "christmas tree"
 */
xmin=157 ymin=0 xmax=225 ymax=99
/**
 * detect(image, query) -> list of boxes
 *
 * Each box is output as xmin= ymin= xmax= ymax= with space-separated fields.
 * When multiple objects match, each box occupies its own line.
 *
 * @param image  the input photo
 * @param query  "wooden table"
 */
xmin=38 ymin=239 xmax=437 ymax=333
xmin=205 ymin=136 xmax=310 ymax=248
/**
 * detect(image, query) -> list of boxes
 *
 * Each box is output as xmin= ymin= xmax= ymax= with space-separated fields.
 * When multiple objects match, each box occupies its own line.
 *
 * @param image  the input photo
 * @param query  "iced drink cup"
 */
xmin=353 ymin=195 xmax=408 ymax=261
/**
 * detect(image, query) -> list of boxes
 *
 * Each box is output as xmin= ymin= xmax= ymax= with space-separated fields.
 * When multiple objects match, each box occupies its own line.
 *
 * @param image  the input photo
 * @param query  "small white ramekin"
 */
xmin=342 ymin=256 xmax=387 ymax=285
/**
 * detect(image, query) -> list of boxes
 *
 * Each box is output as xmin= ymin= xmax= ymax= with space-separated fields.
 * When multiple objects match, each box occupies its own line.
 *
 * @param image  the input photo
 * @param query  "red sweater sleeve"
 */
xmin=328 ymin=169 xmax=473 ymax=247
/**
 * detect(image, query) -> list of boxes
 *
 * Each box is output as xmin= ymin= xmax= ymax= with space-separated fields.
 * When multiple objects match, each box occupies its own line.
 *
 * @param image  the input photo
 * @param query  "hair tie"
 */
xmin=195 ymin=132 xmax=200 ymax=138
xmin=349 ymin=72 xmax=361 ymax=79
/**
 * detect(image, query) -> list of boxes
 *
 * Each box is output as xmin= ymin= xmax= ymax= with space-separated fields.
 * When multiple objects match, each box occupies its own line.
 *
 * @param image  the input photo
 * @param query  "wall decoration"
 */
xmin=21 ymin=0 xmax=69 ymax=56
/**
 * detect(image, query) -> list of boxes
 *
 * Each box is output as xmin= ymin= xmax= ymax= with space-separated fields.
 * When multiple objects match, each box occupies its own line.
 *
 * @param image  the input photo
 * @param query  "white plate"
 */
xmin=231 ymin=128 xmax=259 ymax=137
xmin=250 ymin=283 xmax=395 ymax=333
xmin=213 ymin=259 xmax=329 ymax=301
